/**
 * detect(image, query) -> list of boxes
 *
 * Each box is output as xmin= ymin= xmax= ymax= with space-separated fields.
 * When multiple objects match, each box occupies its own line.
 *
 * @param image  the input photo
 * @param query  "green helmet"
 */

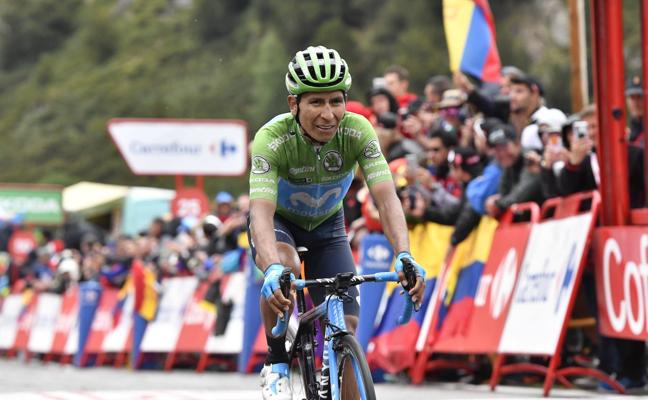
xmin=285 ymin=46 xmax=352 ymax=95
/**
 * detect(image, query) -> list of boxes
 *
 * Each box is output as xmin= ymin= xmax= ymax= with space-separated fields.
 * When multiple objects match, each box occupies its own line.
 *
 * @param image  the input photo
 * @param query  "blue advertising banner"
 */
xmin=75 ymin=281 xmax=101 ymax=367
xmin=238 ymin=253 xmax=263 ymax=372
xmin=357 ymin=233 xmax=393 ymax=351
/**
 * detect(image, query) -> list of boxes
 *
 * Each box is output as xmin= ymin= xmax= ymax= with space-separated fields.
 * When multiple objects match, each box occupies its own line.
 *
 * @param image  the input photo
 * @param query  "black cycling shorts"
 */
xmin=247 ymin=209 xmax=359 ymax=317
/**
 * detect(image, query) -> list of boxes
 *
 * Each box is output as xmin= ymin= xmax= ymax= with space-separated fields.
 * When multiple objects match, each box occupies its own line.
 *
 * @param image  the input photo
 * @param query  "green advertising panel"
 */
xmin=0 ymin=186 xmax=63 ymax=225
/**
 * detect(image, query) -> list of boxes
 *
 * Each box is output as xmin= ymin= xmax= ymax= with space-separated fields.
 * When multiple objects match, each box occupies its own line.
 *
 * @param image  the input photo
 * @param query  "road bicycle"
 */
xmin=271 ymin=252 xmax=420 ymax=400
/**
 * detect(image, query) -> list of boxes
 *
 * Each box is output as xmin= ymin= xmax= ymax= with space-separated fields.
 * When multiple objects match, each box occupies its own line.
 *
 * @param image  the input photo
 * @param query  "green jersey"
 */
xmin=249 ymin=112 xmax=392 ymax=231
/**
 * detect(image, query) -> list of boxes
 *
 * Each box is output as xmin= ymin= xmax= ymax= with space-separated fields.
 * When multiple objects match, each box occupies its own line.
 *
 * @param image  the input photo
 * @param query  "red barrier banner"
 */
xmin=433 ymin=223 xmax=532 ymax=354
xmin=174 ymin=282 xmax=215 ymax=353
xmin=51 ymin=287 xmax=78 ymax=355
xmin=0 ymin=294 xmax=25 ymax=350
xmin=595 ymin=227 xmax=648 ymax=340
xmin=14 ymin=292 xmax=36 ymax=352
xmin=85 ymin=288 xmax=119 ymax=355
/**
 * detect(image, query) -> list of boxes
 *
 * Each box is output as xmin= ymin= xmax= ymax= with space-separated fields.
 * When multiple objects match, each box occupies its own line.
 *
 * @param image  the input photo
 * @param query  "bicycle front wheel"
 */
xmin=334 ymin=335 xmax=376 ymax=400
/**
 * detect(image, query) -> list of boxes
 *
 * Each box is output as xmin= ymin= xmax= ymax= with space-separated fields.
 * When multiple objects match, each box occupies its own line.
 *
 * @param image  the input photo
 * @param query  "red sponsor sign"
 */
xmin=85 ymin=288 xmax=119 ymax=354
xmin=174 ymin=283 xmax=215 ymax=353
xmin=433 ymin=224 xmax=532 ymax=354
xmin=8 ymin=230 xmax=37 ymax=266
xmin=595 ymin=227 xmax=648 ymax=340
xmin=51 ymin=287 xmax=78 ymax=354
xmin=171 ymin=187 xmax=209 ymax=219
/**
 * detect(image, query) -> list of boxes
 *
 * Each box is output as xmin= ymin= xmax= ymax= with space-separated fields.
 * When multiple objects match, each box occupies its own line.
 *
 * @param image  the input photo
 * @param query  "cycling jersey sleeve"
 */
xmin=353 ymin=116 xmax=393 ymax=187
xmin=249 ymin=129 xmax=280 ymax=203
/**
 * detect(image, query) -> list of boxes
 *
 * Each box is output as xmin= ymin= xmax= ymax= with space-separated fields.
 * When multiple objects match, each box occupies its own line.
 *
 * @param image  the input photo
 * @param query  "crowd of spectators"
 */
xmin=343 ymin=65 xmax=647 ymax=389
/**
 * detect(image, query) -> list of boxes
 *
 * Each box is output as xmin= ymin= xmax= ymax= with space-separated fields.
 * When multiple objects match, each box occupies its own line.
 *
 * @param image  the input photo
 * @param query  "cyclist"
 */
xmin=248 ymin=45 xmax=426 ymax=400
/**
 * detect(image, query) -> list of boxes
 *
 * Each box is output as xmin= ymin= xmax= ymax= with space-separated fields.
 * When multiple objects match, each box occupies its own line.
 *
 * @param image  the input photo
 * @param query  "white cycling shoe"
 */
xmin=260 ymin=363 xmax=292 ymax=400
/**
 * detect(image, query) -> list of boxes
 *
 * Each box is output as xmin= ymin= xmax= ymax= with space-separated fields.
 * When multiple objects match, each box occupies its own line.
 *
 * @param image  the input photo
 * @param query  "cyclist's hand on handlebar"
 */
xmin=262 ymin=264 xmax=294 ymax=317
xmin=395 ymin=252 xmax=426 ymax=307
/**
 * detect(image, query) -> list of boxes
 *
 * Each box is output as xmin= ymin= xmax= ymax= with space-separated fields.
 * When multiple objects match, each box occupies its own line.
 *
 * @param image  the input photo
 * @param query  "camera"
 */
xmin=573 ymin=121 xmax=588 ymax=139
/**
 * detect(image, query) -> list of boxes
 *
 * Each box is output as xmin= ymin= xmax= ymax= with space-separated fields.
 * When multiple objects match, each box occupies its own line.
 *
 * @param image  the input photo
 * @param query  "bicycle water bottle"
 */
xmin=318 ymin=344 xmax=331 ymax=399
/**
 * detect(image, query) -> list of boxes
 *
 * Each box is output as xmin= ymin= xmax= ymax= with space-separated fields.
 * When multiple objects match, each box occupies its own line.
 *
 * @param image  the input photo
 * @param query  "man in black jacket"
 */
xmin=484 ymin=124 xmax=544 ymax=218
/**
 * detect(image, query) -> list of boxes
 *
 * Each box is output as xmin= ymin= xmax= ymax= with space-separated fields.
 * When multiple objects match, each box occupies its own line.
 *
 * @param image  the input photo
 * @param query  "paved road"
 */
xmin=0 ymin=358 xmax=640 ymax=399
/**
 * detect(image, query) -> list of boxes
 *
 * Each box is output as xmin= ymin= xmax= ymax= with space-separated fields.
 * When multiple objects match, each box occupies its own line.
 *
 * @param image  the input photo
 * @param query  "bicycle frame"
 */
xmin=274 ymin=267 xmax=419 ymax=400
xmin=287 ymin=286 xmax=352 ymax=400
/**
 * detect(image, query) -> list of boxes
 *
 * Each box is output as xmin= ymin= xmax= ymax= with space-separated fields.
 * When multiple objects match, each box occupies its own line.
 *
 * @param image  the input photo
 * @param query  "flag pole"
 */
xmin=569 ymin=0 xmax=588 ymax=113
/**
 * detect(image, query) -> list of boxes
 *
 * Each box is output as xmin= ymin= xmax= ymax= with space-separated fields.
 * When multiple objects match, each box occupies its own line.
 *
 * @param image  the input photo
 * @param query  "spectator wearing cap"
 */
xmin=485 ymin=124 xmax=544 ymax=218
xmin=533 ymin=109 xmax=571 ymax=199
xmin=453 ymin=66 xmax=525 ymax=124
xmin=404 ymin=146 xmax=484 ymax=246
xmin=626 ymin=75 xmax=644 ymax=147
xmin=521 ymin=107 xmax=567 ymax=152
xmin=384 ymin=65 xmax=418 ymax=111
xmin=214 ymin=191 xmax=234 ymax=223
xmin=438 ymin=89 xmax=467 ymax=131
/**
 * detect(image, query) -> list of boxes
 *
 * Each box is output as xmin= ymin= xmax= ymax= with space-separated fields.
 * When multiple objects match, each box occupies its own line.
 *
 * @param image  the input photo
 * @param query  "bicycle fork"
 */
xmin=322 ymin=297 xmax=347 ymax=400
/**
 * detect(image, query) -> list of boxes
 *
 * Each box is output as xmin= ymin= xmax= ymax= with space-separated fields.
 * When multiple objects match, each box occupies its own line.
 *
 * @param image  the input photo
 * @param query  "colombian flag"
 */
xmin=435 ymin=217 xmax=498 ymax=338
xmin=367 ymin=222 xmax=453 ymax=374
xmin=443 ymin=0 xmax=501 ymax=83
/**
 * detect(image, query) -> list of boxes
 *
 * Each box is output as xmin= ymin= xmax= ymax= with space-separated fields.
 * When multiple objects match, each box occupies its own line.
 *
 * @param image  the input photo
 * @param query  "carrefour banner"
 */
xmin=433 ymin=219 xmax=529 ymax=354
xmin=0 ymin=185 xmax=63 ymax=225
xmin=595 ymin=227 xmax=648 ymax=340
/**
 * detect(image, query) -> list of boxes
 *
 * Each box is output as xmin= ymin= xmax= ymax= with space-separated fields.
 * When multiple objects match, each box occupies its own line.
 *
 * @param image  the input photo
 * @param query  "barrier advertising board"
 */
xmin=140 ymin=277 xmax=199 ymax=353
xmin=28 ymin=293 xmax=62 ymax=354
xmin=498 ymin=213 xmax=592 ymax=354
xmin=0 ymin=295 xmax=24 ymax=350
xmin=434 ymin=223 xmax=531 ymax=353
xmin=595 ymin=227 xmax=648 ymax=340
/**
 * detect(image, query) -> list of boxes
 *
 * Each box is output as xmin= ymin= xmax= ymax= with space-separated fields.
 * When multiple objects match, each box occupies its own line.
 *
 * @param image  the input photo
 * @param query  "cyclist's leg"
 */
xmin=292 ymin=210 xmax=360 ymax=333
xmin=302 ymin=236 xmax=359 ymax=333
xmin=247 ymin=215 xmax=301 ymax=365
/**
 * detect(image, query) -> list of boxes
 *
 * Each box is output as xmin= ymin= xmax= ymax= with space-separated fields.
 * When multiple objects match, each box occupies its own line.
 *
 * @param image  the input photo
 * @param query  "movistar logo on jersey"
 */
xmin=290 ymin=188 xmax=341 ymax=208
xmin=277 ymin=173 xmax=353 ymax=217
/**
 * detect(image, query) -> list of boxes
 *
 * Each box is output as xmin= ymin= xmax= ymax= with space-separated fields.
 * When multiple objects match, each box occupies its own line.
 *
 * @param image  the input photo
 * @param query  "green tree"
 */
xmin=0 ymin=0 xmax=82 ymax=69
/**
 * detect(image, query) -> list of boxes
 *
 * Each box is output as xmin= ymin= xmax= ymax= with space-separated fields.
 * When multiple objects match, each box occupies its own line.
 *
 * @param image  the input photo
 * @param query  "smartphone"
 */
xmin=547 ymin=133 xmax=563 ymax=151
xmin=405 ymin=153 xmax=419 ymax=174
xmin=573 ymin=121 xmax=588 ymax=139
xmin=372 ymin=77 xmax=386 ymax=89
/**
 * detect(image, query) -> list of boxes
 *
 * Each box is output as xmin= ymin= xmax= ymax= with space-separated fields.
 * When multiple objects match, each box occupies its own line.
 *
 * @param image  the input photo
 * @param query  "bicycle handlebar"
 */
xmin=271 ymin=269 xmax=293 ymax=337
xmin=271 ymin=258 xmax=422 ymax=336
